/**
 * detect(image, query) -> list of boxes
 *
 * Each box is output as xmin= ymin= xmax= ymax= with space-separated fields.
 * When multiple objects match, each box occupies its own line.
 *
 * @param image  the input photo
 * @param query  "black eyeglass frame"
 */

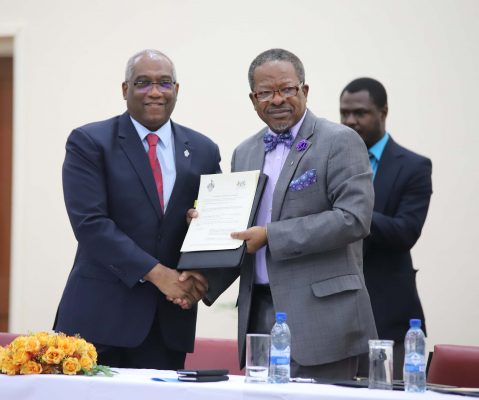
xmin=130 ymin=80 xmax=177 ymax=93
xmin=252 ymin=82 xmax=304 ymax=102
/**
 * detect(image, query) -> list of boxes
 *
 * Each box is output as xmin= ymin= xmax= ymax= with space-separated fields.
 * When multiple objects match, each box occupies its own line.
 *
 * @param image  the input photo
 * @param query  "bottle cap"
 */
xmin=275 ymin=312 xmax=286 ymax=322
xmin=410 ymin=318 xmax=421 ymax=328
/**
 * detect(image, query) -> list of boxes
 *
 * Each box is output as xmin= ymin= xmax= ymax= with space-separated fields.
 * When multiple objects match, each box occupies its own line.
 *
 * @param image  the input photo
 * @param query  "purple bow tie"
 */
xmin=263 ymin=131 xmax=293 ymax=153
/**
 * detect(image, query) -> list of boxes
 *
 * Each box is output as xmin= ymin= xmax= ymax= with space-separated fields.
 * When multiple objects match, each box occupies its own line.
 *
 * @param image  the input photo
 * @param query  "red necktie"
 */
xmin=146 ymin=134 xmax=164 ymax=210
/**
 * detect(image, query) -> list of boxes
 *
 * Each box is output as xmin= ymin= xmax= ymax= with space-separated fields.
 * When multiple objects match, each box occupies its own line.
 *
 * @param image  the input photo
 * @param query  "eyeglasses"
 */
xmin=252 ymin=83 xmax=303 ymax=102
xmin=131 ymin=80 xmax=176 ymax=93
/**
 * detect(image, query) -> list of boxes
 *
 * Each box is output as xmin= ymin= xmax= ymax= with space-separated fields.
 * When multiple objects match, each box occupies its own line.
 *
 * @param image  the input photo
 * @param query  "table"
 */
xmin=0 ymin=368 xmax=458 ymax=400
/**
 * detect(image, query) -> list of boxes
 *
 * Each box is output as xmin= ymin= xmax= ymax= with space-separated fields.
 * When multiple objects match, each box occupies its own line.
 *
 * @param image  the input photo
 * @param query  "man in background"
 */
xmin=202 ymin=48 xmax=377 ymax=380
xmin=54 ymin=49 xmax=221 ymax=369
xmin=340 ymin=77 xmax=432 ymax=378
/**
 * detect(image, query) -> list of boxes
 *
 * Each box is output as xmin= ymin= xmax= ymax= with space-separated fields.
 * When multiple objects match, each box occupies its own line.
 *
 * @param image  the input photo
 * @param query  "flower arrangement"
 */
xmin=0 ymin=331 xmax=114 ymax=376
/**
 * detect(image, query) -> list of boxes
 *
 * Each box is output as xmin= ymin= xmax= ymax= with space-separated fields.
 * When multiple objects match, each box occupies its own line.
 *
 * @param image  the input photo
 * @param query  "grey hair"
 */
xmin=248 ymin=48 xmax=305 ymax=90
xmin=124 ymin=49 xmax=177 ymax=82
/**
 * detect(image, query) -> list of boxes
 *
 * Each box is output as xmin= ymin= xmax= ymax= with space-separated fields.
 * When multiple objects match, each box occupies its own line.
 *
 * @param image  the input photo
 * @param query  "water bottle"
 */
xmin=270 ymin=311 xmax=291 ymax=383
xmin=403 ymin=318 xmax=427 ymax=392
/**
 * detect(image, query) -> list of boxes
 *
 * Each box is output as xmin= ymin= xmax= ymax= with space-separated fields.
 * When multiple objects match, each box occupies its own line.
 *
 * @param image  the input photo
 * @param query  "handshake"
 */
xmin=141 ymin=208 xmax=209 ymax=310
xmin=143 ymin=207 xmax=267 ymax=310
xmin=142 ymin=204 xmax=269 ymax=309
xmin=143 ymin=265 xmax=208 ymax=310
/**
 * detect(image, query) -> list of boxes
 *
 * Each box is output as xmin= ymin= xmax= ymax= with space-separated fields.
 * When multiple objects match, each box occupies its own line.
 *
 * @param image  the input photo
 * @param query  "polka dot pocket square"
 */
xmin=289 ymin=169 xmax=317 ymax=192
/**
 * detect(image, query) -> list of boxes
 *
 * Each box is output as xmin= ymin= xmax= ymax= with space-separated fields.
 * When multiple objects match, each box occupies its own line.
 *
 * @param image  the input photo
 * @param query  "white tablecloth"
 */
xmin=0 ymin=368 xmax=457 ymax=400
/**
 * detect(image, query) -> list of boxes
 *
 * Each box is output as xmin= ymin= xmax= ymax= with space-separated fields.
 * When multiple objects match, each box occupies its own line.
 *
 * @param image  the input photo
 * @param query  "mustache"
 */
xmin=266 ymin=106 xmax=292 ymax=114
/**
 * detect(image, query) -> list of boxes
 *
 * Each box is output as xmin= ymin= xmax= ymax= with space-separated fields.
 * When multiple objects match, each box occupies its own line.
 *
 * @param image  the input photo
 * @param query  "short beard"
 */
xmin=270 ymin=122 xmax=290 ymax=133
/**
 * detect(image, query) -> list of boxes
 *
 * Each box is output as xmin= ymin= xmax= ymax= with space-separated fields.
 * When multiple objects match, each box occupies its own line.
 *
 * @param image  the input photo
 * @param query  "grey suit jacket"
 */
xmin=208 ymin=110 xmax=377 ymax=367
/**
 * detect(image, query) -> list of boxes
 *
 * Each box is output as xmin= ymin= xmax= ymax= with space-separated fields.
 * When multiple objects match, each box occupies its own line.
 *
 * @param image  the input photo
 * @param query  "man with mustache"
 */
xmin=54 ymin=49 xmax=220 ymax=369
xmin=202 ymin=49 xmax=377 ymax=380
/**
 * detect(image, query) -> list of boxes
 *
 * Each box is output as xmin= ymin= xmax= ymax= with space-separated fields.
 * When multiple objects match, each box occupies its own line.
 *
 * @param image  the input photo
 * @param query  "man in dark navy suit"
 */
xmin=54 ymin=49 xmax=221 ymax=369
xmin=340 ymin=77 xmax=432 ymax=378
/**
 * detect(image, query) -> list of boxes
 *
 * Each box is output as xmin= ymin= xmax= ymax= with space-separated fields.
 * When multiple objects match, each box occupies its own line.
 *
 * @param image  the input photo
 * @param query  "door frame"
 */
xmin=0 ymin=23 xmax=26 ymax=332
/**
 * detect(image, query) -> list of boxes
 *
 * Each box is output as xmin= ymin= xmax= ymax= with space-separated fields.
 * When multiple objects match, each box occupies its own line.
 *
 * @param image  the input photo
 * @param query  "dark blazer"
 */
xmin=364 ymin=136 xmax=432 ymax=342
xmin=54 ymin=112 xmax=221 ymax=352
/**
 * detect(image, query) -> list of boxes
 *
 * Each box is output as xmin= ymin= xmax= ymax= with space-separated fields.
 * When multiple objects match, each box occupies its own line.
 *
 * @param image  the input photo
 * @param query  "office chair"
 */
xmin=427 ymin=344 xmax=479 ymax=388
xmin=185 ymin=337 xmax=244 ymax=375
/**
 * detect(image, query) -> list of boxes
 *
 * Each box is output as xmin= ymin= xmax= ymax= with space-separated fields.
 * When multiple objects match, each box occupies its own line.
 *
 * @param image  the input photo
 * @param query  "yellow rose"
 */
xmin=11 ymin=336 xmax=27 ymax=351
xmin=1 ymin=358 xmax=20 ymax=376
xmin=46 ymin=333 xmax=59 ymax=348
xmin=42 ymin=346 xmax=65 ymax=364
xmin=62 ymin=357 xmax=81 ymax=375
xmin=20 ymin=360 xmax=43 ymax=375
xmin=35 ymin=332 xmax=51 ymax=347
xmin=25 ymin=336 xmax=41 ymax=353
xmin=12 ymin=349 xmax=30 ymax=365
xmin=79 ymin=355 xmax=93 ymax=370
xmin=86 ymin=343 xmax=98 ymax=363
xmin=0 ymin=346 xmax=6 ymax=364
xmin=75 ymin=338 xmax=88 ymax=355
xmin=57 ymin=336 xmax=76 ymax=356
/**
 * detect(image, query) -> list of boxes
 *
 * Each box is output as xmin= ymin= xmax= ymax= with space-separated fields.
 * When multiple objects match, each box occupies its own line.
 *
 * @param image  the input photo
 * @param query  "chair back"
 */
xmin=427 ymin=344 xmax=479 ymax=388
xmin=0 ymin=332 xmax=21 ymax=347
xmin=185 ymin=337 xmax=244 ymax=375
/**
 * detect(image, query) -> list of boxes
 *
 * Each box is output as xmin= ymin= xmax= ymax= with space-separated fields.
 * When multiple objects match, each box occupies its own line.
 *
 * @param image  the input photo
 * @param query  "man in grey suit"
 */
xmin=185 ymin=49 xmax=377 ymax=379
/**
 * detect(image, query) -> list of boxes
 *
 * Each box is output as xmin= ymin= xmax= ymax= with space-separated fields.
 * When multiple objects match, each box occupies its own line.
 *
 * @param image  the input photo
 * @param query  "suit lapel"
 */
xmin=271 ymin=111 xmax=316 ymax=221
xmin=117 ymin=112 xmax=163 ymax=220
xmin=240 ymin=129 xmax=266 ymax=172
xmin=165 ymin=122 xmax=193 ymax=218
xmin=373 ymin=137 xmax=403 ymax=213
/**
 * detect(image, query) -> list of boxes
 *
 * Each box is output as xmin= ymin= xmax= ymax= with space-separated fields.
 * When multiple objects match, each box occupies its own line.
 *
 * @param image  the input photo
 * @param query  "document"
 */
xmin=180 ymin=170 xmax=260 ymax=252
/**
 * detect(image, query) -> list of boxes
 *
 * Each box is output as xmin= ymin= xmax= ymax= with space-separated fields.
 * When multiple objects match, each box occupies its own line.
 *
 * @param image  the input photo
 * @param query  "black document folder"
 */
xmin=177 ymin=173 xmax=268 ymax=270
xmin=177 ymin=369 xmax=229 ymax=382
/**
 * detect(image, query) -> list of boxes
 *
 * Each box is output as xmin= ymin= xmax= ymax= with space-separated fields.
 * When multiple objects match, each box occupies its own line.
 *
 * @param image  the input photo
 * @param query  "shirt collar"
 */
xmin=369 ymin=132 xmax=390 ymax=161
xmin=129 ymin=116 xmax=173 ymax=149
xmin=266 ymin=109 xmax=308 ymax=140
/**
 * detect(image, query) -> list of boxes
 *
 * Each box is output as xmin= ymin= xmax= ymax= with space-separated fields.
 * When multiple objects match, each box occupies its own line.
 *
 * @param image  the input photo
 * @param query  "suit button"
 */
xmin=157 ymin=234 xmax=162 ymax=240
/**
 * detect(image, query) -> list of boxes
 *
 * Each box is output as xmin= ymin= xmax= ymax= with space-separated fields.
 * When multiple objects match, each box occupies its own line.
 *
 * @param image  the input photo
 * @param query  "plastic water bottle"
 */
xmin=403 ymin=319 xmax=427 ymax=392
xmin=270 ymin=311 xmax=291 ymax=383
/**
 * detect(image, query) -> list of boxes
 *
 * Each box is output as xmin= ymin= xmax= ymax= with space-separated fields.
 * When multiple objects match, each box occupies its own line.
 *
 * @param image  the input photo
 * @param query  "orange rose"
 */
xmin=85 ymin=343 xmax=97 ymax=363
xmin=42 ymin=346 xmax=65 ymax=364
xmin=20 ymin=360 xmax=43 ymax=375
xmin=79 ymin=355 xmax=94 ymax=370
xmin=57 ymin=336 xmax=76 ymax=356
xmin=1 ymin=359 xmax=20 ymax=376
xmin=11 ymin=336 xmax=27 ymax=351
xmin=62 ymin=357 xmax=81 ymax=375
xmin=75 ymin=338 xmax=88 ymax=355
xmin=12 ymin=349 xmax=31 ymax=365
xmin=25 ymin=336 xmax=41 ymax=353
xmin=0 ymin=346 xmax=6 ymax=364
xmin=34 ymin=332 xmax=51 ymax=347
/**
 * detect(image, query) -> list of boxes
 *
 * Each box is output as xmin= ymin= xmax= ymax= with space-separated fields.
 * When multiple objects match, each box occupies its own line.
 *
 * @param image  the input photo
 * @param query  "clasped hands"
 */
xmin=143 ymin=263 xmax=208 ymax=310
xmin=148 ymin=209 xmax=268 ymax=310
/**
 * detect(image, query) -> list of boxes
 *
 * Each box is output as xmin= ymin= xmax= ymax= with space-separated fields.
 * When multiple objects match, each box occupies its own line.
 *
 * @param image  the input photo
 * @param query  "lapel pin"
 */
xmin=184 ymin=149 xmax=190 ymax=158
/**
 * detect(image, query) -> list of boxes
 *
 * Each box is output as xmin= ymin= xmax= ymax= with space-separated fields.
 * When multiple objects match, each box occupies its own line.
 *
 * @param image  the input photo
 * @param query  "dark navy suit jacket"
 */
xmin=364 ymin=136 xmax=432 ymax=341
xmin=54 ymin=112 xmax=221 ymax=352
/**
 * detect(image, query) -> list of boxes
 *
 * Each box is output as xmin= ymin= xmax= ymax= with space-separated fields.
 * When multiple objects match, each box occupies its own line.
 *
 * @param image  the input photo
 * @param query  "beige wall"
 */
xmin=1 ymin=0 xmax=478 ymax=351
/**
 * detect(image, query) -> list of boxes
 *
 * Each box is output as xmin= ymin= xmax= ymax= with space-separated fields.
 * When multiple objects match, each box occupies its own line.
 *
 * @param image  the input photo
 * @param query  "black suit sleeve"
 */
xmin=369 ymin=157 xmax=432 ymax=251
xmin=63 ymin=128 xmax=158 ymax=288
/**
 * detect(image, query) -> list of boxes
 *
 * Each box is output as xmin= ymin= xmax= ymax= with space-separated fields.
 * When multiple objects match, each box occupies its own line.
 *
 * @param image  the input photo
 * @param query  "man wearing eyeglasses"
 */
xmin=54 ymin=49 xmax=221 ymax=369
xmin=202 ymin=48 xmax=377 ymax=380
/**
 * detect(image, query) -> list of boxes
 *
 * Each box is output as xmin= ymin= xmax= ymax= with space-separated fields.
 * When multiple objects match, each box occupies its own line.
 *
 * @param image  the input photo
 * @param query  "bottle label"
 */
xmin=271 ymin=355 xmax=289 ymax=365
xmin=405 ymin=352 xmax=425 ymax=372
